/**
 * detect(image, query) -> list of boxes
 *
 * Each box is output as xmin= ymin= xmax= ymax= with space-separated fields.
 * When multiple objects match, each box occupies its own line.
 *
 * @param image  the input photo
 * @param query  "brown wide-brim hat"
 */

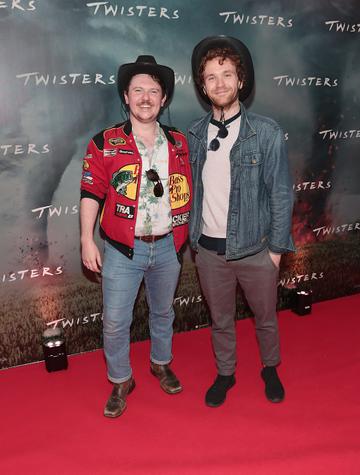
xmin=117 ymin=55 xmax=175 ymax=107
xmin=191 ymin=36 xmax=254 ymax=104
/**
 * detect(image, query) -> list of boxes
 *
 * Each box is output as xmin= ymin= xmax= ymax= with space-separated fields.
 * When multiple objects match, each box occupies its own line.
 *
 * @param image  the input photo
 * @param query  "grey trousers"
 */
xmin=195 ymin=246 xmax=280 ymax=375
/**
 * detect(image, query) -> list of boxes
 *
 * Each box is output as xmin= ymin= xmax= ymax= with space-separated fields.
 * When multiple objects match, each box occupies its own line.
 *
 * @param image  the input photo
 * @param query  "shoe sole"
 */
xmin=104 ymin=406 xmax=127 ymax=418
xmin=103 ymin=379 xmax=136 ymax=418
xmin=205 ymin=380 xmax=236 ymax=408
xmin=161 ymin=384 xmax=183 ymax=395
xmin=205 ymin=400 xmax=224 ymax=408
xmin=265 ymin=394 xmax=285 ymax=404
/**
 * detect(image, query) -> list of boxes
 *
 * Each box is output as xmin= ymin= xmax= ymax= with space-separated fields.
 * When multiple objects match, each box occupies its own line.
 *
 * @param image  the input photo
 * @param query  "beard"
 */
xmin=210 ymin=91 xmax=239 ymax=109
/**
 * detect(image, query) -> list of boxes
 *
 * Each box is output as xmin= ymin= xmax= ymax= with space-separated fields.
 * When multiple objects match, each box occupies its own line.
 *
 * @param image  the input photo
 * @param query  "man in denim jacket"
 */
xmin=188 ymin=36 xmax=295 ymax=407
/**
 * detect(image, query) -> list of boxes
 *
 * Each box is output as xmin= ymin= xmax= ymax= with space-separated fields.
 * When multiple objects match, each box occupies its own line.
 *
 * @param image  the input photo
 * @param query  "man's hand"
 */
xmin=80 ymin=197 xmax=101 ymax=273
xmin=81 ymin=238 xmax=102 ymax=273
xmin=268 ymin=251 xmax=281 ymax=269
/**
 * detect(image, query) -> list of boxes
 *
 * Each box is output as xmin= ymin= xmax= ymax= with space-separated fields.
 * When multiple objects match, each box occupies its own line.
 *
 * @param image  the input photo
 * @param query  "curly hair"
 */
xmin=197 ymin=47 xmax=246 ymax=87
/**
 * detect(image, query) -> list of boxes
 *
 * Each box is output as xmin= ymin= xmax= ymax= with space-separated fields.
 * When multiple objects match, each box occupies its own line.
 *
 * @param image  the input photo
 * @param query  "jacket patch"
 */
xmin=104 ymin=149 xmax=117 ymax=157
xmin=118 ymin=149 xmax=134 ymax=155
xmin=115 ymin=203 xmax=135 ymax=219
xmin=172 ymin=211 xmax=190 ymax=227
xmin=111 ymin=164 xmax=139 ymax=200
xmin=169 ymin=173 xmax=190 ymax=209
xmin=82 ymin=171 xmax=93 ymax=185
xmin=83 ymin=159 xmax=90 ymax=170
xmin=109 ymin=137 xmax=126 ymax=146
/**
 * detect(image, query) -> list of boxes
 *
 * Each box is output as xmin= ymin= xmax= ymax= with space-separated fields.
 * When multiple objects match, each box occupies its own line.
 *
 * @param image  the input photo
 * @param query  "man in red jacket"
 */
xmin=80 ymin=56 xmax=192 ymax=418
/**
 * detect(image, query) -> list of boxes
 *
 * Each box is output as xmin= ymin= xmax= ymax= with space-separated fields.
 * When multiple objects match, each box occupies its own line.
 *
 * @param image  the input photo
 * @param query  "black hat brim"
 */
xmin=118 ymin=62 xmax=175 ymax=107
xmin=191 ymin=36 xmax=254 ymax=104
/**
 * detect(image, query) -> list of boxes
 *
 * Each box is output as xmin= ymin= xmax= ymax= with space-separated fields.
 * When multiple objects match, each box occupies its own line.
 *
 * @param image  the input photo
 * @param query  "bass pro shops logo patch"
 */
xmin=111 ymin=164 xmax=139 ymax=200
xmin=169 ymin=173 xmax=190 ymax=209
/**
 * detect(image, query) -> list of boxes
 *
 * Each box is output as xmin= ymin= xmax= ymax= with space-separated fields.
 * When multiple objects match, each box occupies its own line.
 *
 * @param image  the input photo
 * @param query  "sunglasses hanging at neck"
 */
xmin=146 ymin=168 xmax=164 ymax=197
xmin=208 ymin=108 xmax=242 ymax=152
xmin=208 ymin=124 xmax=228 ymax=151
xmin=208 ymin=108 xmax=228 ymax=151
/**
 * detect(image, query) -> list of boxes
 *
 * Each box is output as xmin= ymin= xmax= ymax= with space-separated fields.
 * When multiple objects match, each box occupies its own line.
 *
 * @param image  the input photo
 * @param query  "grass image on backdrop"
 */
xmin=1 ymin=236 xmax=359 ymax=369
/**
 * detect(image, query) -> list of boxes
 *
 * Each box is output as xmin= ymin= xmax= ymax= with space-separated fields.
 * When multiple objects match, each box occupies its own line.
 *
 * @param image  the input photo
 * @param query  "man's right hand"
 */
xmin=81 ymin=239 xmax=102 ymax=273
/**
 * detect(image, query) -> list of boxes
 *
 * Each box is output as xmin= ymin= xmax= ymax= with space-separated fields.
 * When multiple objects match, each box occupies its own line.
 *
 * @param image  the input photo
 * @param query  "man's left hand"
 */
xmin=268 ymin=251 xmax=281 ymax=268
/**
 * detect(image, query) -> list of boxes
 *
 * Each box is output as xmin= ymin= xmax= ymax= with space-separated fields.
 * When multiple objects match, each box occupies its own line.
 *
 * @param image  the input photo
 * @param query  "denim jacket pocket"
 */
xmin=241 ymin=152 xmax=263 ymax=166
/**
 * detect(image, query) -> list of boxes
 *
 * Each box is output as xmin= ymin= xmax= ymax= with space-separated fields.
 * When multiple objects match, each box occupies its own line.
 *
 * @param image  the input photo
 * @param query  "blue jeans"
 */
xmin=102 ymin=234 xmax=181 ymax=383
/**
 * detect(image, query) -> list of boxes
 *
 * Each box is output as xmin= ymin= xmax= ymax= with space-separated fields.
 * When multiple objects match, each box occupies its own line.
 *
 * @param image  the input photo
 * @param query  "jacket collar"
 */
xmin=188 ymin=102 xmax=256 ymax=143
xmin=122 ymin=120 xmax=176 ymax=146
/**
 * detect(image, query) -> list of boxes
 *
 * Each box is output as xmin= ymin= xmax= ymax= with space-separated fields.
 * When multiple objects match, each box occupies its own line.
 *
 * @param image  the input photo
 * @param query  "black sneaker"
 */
xmin=261 ymin=366 xmax=285 ymax=403
xmin=205 ymin=374 xmax=236 ymax=407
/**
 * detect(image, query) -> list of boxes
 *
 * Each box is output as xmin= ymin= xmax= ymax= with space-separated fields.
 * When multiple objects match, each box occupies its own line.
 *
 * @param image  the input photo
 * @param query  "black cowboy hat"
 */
xmin=191 ymin=36 xmax=254 ymax=104
xmin=117 ymin=55 xmax=175 ymax=107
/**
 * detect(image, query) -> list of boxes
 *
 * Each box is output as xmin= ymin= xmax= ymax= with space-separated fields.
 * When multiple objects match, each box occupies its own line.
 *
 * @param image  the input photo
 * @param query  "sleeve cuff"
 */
xmin=268 ymin=243 xmax=295 ymax=254
xmin=80 ymin=190 xmax=104 ymax=206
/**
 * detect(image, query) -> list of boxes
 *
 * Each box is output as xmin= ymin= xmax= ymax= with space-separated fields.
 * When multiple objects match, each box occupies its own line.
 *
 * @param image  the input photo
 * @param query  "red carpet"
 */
xmin=1 ymin=294 xmax=359 ymax=475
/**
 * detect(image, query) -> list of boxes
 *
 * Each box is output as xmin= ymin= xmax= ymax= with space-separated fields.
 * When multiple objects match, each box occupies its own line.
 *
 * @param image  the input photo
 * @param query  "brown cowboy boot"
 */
xmin=150 ymin=361 xmax=182 ymax=394
xmin=104 ymin=377 xmax=136 ymax=418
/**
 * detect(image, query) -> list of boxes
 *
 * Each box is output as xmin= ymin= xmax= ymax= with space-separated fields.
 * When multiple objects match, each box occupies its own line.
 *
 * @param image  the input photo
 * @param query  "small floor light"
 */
xmin=42 ymin=328 xmax=68 ymax=372
xmin=292 ymin=290 xmax=312 ymax=316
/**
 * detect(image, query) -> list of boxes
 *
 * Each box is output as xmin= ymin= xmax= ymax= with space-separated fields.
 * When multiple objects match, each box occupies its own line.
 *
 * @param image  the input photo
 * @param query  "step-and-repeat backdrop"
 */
xmin=1 ymin=1 xmax=359 ymax=369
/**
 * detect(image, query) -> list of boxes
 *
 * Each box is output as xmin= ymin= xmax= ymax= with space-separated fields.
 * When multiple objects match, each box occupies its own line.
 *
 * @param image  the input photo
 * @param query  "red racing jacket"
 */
xmin=80 ymin=120 xmax=192 ymax=259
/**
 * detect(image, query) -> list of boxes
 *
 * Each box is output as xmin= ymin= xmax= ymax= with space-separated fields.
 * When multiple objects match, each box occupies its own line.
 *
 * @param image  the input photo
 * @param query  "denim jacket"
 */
xmin=188 ymin=103 xmax=295 ymax=260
